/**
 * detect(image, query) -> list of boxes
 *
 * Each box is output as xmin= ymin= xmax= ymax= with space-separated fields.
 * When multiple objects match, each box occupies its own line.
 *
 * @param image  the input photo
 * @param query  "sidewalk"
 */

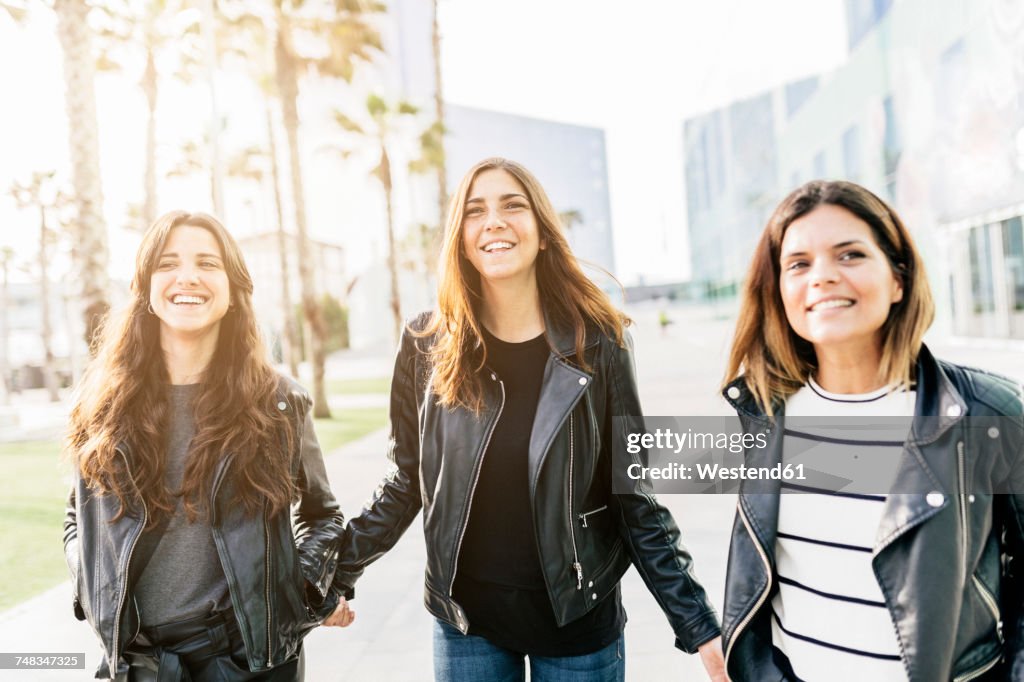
xmin=2 ymin=304 xmax=1021 ymax=680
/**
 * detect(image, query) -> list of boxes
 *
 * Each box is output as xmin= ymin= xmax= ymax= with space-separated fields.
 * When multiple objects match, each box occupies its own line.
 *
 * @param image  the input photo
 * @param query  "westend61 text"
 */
xmin=627 ymin=462 xmax=806 ymax=481
xmin=625 ymin=428 xmax=768 ymax=454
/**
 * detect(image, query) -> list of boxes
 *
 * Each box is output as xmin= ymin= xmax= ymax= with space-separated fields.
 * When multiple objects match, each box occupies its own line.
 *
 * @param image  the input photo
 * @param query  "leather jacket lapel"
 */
xmin=875 ymin=346 xmax=965 ymax=551
xmin=737 ymin=414 xmax=785 ymax=558
xmin=528 ymin=356 xmax=591 ymax=496
xmin=527 ymin=314 xmax=601 ymax=496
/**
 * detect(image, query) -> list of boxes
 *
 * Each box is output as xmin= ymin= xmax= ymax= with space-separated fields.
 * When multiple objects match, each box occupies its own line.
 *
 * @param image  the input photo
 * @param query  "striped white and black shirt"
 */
xmin=771 ymin=377 xmax=915 ymax=682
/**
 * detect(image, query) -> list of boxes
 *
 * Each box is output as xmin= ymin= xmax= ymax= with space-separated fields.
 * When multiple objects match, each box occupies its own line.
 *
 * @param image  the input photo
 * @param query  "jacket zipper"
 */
xmin=449 ymin=377 xmax=505 ymax=599
xmin=958 ymin=441 xmax=969 ymax=580
xmin=723 ymin=502 xmax=772 ymax=670
xmin=972 ymin=575 xmax=1003 ymax=643
xmin=264 ymin=506 xmax=273 ymax=668
xmin=953 ymin=647 xmax=1003 ymax=682
xmin=951 ymin=440 xmax=1003 ymax=682
xmin=111 ymin=448 xmax=147 ymax=672
xmin=568 ymin=413 xmax=583 ymax=590
xmin=578 ymin=505 xmax=608 ymax=528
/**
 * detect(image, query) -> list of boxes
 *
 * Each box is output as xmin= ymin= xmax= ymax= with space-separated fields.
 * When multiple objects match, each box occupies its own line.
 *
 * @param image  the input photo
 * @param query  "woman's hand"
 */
xmin=322 ymin=596 xmax=355 ymax=627
xmin=697 ymin=636 xmax=727 ymax=682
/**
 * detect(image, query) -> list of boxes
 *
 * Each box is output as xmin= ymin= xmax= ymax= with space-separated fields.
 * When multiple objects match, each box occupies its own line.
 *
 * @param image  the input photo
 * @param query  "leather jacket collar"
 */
xmin=719 ymin=344 xmax=1020 ymax=681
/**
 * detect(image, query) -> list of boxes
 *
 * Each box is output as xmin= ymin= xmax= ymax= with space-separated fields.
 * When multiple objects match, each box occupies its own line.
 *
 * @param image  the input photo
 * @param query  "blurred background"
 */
xmin=2 ymin=0 xmax=1024 ymax=678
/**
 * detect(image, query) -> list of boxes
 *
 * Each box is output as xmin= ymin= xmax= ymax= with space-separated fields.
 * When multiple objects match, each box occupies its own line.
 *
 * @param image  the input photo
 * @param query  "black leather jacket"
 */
xmin=721 ymin=346 xmax=1024 ymax=681
xmin=333 ymin=312 xmax=721 ymax=653
xmin=63 ymin=376 xmax=343 ymax=680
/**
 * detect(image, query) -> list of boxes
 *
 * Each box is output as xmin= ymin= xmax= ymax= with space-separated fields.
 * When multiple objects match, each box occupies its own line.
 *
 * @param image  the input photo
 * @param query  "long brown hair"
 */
xmin=66 ymin=211 xmax=295 ymax=525
xmin=724 ymin=180 xmax=934 ymax=414
xmin=420 ymin=157 xmax=629 ymax=412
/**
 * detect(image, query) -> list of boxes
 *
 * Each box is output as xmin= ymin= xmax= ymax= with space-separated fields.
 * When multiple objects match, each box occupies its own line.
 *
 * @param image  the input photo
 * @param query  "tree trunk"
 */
xmin=430 ymin=0 xmax=447 ymax=275
xmin=201 ymin=0 xmax=225 ymax=217
xmin=275 ymin=23 xmax=330 ymax=418
xmin=38 ymin=207 xmax=60 ymax=402
xmin=142 ymin=44 xmax=158 ymax=227
xmin=265 ymin=98 xmax=300 ymax=378
xmin=380 ymin=145 xmax=401 ymax=343
xmin=54 ymin=0 xmax=110 ymax=351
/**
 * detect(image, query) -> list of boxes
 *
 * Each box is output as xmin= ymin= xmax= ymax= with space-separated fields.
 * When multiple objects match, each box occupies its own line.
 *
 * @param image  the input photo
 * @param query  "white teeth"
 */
xmin=172 ymin=295 xmax=206 ymax=305
xmin=810 ymin=299 xmax=853 ymax=311
xmin=482 ymin=241 xmax=514 ymax=252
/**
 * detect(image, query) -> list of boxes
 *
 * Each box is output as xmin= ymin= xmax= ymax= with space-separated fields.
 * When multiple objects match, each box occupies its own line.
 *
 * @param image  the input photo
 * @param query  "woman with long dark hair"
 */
xmin=720 ymin=181 xmax=1024 ymax=681
xmin=326 ymin=158 xmax=726 ymax=680
xmin=63 ymin=211 xmax=352 ymax=681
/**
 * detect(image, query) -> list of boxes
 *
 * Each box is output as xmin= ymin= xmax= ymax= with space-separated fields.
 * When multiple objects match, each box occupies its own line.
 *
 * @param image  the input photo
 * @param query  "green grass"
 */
xmin=0 ymin=404 xmax=388 ymax=612
xmin=0 ymin=440 xmax=71 ymax=612
xmin=325 ymin=376 xmax=391 ymax=396
xmin=314 ymin=407 xmax=388 ymax=453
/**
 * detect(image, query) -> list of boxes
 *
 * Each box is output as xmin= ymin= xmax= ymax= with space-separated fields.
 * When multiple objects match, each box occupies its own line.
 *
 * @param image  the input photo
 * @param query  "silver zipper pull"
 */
xmin=579 ymin=513 xmax=588 ymax=528
xmin=574 ymin=562 xmax=583 ymax=590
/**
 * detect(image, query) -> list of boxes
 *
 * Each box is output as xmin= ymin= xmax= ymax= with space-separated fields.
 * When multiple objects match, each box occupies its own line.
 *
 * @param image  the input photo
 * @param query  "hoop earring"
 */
xmin=147 ymin=303 xmax=155 ymax=315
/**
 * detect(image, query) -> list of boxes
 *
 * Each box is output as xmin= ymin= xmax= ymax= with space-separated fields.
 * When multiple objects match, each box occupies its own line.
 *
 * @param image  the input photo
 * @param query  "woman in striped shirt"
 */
xmin=719 ymin=180 xmax=1023 ymax=681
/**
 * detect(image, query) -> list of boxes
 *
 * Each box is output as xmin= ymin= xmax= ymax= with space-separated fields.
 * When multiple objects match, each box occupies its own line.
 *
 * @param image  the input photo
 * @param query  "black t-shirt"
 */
xmin=452 ymin=327 xmax=625 ymax=656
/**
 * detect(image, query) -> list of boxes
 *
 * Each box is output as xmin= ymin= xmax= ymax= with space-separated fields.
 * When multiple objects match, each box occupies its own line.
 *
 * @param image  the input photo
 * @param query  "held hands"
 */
xmin=697 ymin=636 xmax=727 ymax=682
xmin=322 ymin=596 xmax=356 ymax=627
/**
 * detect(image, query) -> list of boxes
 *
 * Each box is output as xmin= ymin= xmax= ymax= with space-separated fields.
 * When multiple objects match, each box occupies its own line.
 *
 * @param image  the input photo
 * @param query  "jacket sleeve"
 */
xmin=291 ymin=395 xmax=346 ymax=612
xmin=606 ymin=331 xmax=722 ymax=653
xmin=332 ymin=324 xmax=424 ymax=598
xmin=63 ymin=484 xmax=86 ymax=621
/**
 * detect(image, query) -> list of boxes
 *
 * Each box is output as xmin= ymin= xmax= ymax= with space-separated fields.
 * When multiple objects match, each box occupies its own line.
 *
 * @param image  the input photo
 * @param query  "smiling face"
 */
xmin=149 ymin=224 xmax=231 ymax=345
xmin=779 ymin=204 xmax=903 ymax=358
xmin=460 ymin=168 xmax=545 ymax=288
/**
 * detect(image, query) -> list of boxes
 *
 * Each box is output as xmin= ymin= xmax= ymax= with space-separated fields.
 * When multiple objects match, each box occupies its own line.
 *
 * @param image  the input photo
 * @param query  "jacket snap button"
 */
xmin=727 ymin=386 xmax=741 ymax=399
xmin=946 ymin=404 xmax=962 ymax=417
xmin=490 ymin=372 xmax=497 ymax=381
xmin=591 ymin=593 xmax=597 ymax=600
xmin=277 ymin=401 xmax=287 ymax=410
xmin=988 ymin=427 xmax=999 ymax=439
xmin=926 ymin=492 xmax=944 ymax=507
xmin=588 ymin=580 xmax=594 ymax=588
xmin=578 ymin=377 xmax=587 ymax=386
xmin=968 ymin=494 xmax=976 ymax=503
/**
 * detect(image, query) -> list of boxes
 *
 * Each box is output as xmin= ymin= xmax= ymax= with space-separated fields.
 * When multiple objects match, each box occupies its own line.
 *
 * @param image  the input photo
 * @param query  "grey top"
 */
xmin=134 ymin=383 xmax=231 ymax=628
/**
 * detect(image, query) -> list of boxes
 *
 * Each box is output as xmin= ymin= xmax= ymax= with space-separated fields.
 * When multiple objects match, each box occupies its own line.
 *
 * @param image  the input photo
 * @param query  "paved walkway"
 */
xmin=2 ymin=304 xmax=1022 ymax=680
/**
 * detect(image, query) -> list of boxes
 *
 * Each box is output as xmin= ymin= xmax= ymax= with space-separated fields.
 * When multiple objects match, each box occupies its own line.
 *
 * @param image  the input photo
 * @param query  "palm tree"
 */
xmin=216 ymin=12 xmax=305 ymax=381
xmin=429 ymin=0 xmax=447 ymax=260
xmin=53 ymin=0 xmax=111 ymax=350
xmin=9 ymin=172 xmax=68 ymax=402
xmin=559 ymin=209 xmax=584 ymax=232
xmin=93 ymin=0 xmax=202 ymax=227
xmin=0 ymin=0 xmax=26 ymax=21
xmin=408 ymin=118 xmax=445 ymax=279
xmin=225 ymin=143 xmax=300 ymax=377
xmin=332 ymin=94 xmax=420 ymax=343
xmin=270 ymin=0 xmax=382 ymax=417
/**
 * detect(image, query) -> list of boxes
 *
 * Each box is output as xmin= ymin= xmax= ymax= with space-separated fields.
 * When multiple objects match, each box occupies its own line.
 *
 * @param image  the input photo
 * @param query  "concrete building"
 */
xmin=683 ymin=0 xmax=1024 ymax=342
xmin=445 ymin=104 xmax=616 ymax=277
xmin=684 ymin=89 xmax=788 ymax=296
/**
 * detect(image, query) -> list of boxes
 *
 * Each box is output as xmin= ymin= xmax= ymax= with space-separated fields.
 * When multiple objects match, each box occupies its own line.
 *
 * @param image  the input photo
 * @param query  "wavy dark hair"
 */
xmin=66 ymin=211 xmax=295 ymax=525
xmin=724 ymin=180 xmax=935 ymax=414
xmin=419 ymin=157 xmax=630 ymax=413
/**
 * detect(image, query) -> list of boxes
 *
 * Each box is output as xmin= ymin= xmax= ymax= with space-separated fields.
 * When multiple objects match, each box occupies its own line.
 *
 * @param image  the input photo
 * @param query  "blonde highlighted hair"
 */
xmin=418 ymin=157 xmax=629 ymax=412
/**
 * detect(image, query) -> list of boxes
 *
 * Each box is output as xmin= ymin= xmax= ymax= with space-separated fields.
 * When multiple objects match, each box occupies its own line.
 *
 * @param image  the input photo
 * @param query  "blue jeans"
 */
xmin=433 ymin=619 xmax=625 ymax=682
